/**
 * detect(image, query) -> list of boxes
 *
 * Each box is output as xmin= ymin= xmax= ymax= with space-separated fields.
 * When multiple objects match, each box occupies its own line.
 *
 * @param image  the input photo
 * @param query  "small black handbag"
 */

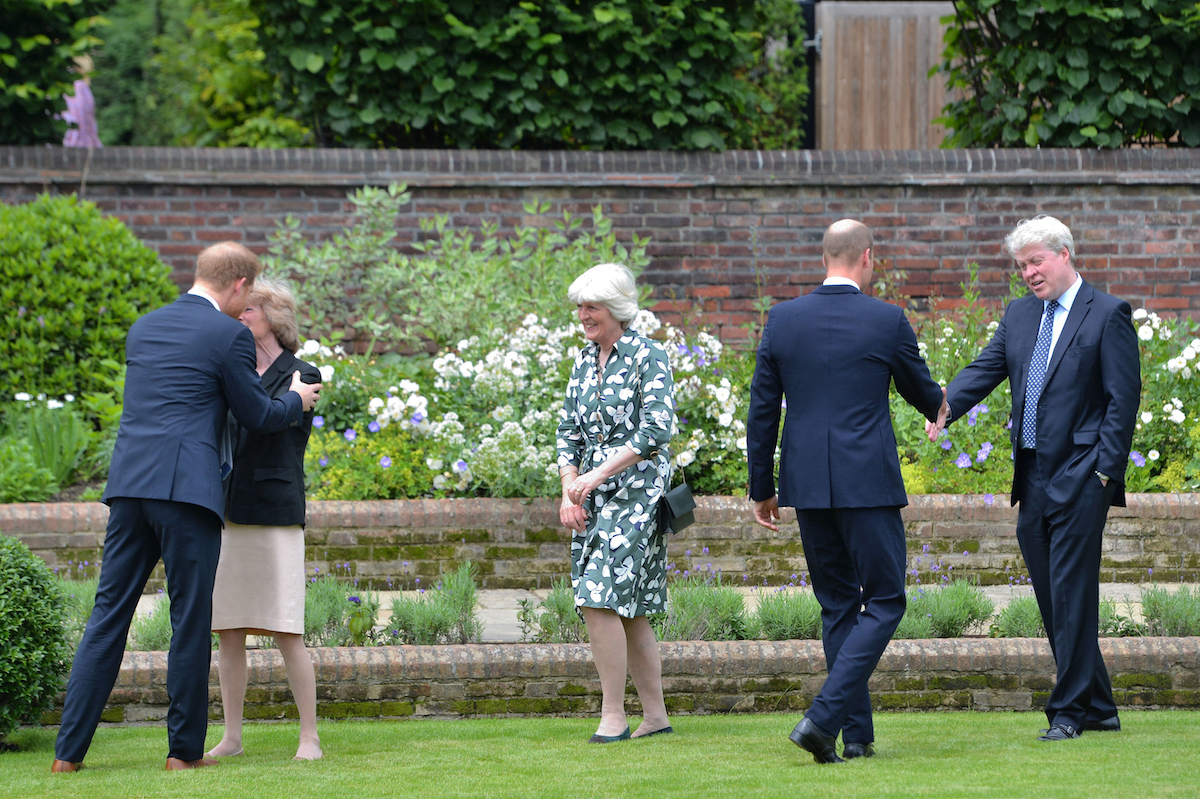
xmin=659 ymin=475 xmax=696 ymax=534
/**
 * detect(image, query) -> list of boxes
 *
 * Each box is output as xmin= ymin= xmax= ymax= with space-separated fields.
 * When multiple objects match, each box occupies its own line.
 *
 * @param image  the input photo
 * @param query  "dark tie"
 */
xmin=1021 ymin=299 xmax=1059 ymax=449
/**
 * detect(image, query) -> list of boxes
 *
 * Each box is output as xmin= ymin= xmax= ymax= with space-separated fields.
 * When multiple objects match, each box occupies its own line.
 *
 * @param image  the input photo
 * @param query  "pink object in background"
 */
xmin=62 ymin=79 xmax=102 ymax=148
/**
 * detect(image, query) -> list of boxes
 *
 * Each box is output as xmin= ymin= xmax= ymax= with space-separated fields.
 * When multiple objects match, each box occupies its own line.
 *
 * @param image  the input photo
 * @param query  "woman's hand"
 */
xmin=566 ymin=470 xmax=604 ymax=507
xmin=560 ymin=495 xmax=588 ymax=532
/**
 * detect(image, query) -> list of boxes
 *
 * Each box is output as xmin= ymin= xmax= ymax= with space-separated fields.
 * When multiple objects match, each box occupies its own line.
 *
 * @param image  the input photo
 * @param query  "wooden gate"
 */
xmin=814 ymin=1 xmax=957 ymax=150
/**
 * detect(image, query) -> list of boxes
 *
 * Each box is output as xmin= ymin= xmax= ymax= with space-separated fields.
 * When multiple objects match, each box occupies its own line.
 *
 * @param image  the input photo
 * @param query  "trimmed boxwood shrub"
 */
xmin=0 ymin=194 xmax=177 ymax=401
xmin=0 ymin=535 xmax=73 ymax=741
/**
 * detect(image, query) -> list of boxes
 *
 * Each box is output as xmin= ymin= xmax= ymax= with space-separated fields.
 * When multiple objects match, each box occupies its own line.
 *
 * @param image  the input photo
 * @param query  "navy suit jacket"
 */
xmin=747 ymin=285 xmax=944 ymax=509
xmin=944 ymin=279 xmax=1140 ymax=508
xmin=103 ymin=294 xmax=304 ymax=521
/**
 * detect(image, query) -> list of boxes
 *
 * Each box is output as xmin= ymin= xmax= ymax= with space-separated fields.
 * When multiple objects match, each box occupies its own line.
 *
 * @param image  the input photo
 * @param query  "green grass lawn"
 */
xmin=5 ymin=712 xmax=1198 ymax=798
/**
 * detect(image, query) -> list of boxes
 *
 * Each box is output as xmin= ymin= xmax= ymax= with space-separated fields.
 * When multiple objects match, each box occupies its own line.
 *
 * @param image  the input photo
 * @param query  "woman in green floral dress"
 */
xmin=557 ymin=262 xmax=676 ymax=743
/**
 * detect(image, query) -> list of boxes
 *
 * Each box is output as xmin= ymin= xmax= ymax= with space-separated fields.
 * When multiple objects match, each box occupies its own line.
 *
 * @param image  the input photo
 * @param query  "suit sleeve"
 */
xmin=945 ymin=302 xmax=1016 ymax=425
xmin=889 ymin=312 xmax=945 ymax=421
xmin=746 ymin=314 xmax=783 ymax=502
xmin=1096 ymin=302 xmax=1141 ymax=482
xmin=220 ymin=327 xmax=303 ymax=433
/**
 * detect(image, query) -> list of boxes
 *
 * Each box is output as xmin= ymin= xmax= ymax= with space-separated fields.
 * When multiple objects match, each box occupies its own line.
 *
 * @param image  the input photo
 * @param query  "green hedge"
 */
xmin=0 ymin=194 xmax=177 ymax=401
xmin=251 ymin=0 xmax=807 ymax=149
xmin=939 ymin=0 xmax=1200 ymax=148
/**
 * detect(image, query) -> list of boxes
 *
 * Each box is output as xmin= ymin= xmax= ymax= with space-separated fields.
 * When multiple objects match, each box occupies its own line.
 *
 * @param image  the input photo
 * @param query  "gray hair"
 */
xmin=1003 ymin=215 xmax=1075 ymax=262
xmin=567 ymin=263 xmax=639 ymax=326
xmin=249 ymin=276 xmax=301 ymax=354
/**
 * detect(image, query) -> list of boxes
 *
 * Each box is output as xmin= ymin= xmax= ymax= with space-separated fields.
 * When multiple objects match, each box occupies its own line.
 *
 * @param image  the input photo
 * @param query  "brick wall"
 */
xmin=36 ymin=637 xmax=1200 ymax=727
xmin=3 ymin=147 xmax=1199 ymax=342
xmin=6 ymin=495 xmax=1199 ymax=589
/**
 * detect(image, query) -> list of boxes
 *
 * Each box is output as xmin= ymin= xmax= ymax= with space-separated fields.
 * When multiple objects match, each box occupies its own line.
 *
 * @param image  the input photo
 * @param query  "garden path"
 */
xmin=131 ymin=582 xmax=1171 ymax=643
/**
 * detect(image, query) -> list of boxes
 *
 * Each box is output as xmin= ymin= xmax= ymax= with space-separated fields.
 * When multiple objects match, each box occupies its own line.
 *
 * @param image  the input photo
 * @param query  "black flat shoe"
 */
xmin=1085 ymin=716 xmax=1121 ymax=732
xmin=589 ymin=726 xmax=631 ymax=744
xmin=842 ymin=742 xmax=875 ymax=759
xmin=1038 ymin=724 xmax=1080 ymax=741
xmin=788 ymin=718 xmax=844 ymax=764
xmin=634 ymin=726 xmax=674 ymax=739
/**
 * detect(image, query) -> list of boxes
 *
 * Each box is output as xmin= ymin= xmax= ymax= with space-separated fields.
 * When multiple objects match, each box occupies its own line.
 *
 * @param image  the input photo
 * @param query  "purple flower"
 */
xmin=955 ymin=452 xmax=972 ymax=468
xmin=941 ymin=439 xmax=953 ymax=450
xmin=344 ymin=428 xmax=357 ymax=441
xmin=1130 ymin=450 xmax=1146 ymax=467
xmin=368 ymin=421 xmax=381 ymax=433
xmin=17 ymin=306 xmax=26 ymax=317
xmin=984 ymin=493 xmax=995 ymax=505
xmin=963 ymin=550 xmax=969 ymax=556
xmin=976 ymin=442 xmax=993 ymax=462
xmin=319 ymin=456 xmax=328 ymax=467
xmin=410 ymin=412 xmax=425 ymax=424
xmin=1005 ymin=418 xmax=1013 ymax=429
xmin=379 ymin=455 xmax=392 ymax=468
xmin=313 ymin=416 xmax=325 ymax=428
xmin=348 ymin=596 xmax=361 ymax=604
xmin=453 ymin=459 xmax=468 ymax=473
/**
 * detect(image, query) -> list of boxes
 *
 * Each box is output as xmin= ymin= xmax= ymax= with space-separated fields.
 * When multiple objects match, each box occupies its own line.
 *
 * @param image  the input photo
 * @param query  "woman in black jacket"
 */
xmin=206 ymin=277 xmax=324 ymax=761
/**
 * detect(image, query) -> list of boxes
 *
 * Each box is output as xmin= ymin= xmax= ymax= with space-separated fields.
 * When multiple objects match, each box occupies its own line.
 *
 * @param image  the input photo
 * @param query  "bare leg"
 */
xmin=622 ymin=616 xmax=670 ymax=737
xmin=275 ymin=633 xmax=322 ymax=760
xmin=581 ymin=607 xmax=629 ymax=736
xmin=208 ymin=629 xmax=248 ymax=757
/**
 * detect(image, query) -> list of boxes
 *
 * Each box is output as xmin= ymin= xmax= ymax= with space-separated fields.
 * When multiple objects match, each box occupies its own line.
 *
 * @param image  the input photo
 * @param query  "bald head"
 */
xmin=823 ymin=220 xmax=873 ymax=268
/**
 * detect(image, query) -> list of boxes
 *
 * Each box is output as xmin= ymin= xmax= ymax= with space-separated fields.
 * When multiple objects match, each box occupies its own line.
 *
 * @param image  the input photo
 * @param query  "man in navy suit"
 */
xmin=747 ymin=219 xmax=947 ymax=763
xmin=927 ymin=215 xmax=1140 ymax=741
xmin=52 ymin=242 xmax=322 ymax=772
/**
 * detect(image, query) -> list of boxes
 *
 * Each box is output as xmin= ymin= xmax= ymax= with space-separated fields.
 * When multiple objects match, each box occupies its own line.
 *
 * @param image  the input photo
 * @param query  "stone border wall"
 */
xmin=37 ymin=637 xmax=1200 ymax=727
xmin=3 ymin=146 xmax=1199 ymax=342
xmin=5 ymin=495 xmax=1200 ymax=588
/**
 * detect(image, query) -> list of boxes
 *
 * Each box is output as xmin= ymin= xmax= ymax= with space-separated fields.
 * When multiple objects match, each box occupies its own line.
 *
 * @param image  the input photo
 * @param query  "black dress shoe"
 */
xmin=788 ymin=718 xmax=844 ymax=764
xmin=842 ymin=743 xmax=875 ymax=759
xmin=1037 ymin=724 xmax=1081 ymax=741
xmin=1084 ymin=716 xmax=1121 ymax=732
xmin=588 ymin=726 xmax=631 ymax=744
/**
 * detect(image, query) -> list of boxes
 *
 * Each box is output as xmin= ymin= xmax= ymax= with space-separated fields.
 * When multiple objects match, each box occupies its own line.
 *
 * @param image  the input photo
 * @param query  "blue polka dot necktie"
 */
xmin=1021 ymin=299 xmax=1059 ymax=449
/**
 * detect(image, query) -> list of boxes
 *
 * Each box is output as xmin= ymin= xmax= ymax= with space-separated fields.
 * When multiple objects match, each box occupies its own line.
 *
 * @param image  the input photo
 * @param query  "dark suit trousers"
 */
xmin=55 ymin=498 xmax=222 ymax=763
xmin=796 ymin=507 xmax=907 ymax=744
xmin=1015 ymin=451 xmax=1118 ymax=730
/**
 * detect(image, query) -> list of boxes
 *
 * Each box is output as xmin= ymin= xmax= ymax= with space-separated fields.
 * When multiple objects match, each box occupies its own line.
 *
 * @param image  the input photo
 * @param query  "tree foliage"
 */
xmin=938 ymin=0 xmax=1200 ymax=148
xmin=250 ymin=0 xmax=806 ymax=150
xmin=0 ymin=0 xmax=107 ymax=145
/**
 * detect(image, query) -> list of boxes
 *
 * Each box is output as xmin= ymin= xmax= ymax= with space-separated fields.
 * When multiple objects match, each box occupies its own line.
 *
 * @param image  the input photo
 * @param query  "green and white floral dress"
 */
xmin=556 ymin=328 xmax=676 ymax=618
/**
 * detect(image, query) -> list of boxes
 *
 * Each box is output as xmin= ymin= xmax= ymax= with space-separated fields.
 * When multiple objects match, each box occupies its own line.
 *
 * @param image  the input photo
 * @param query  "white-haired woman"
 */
xmin=556 ymin=262 xmax=676 ymax=742
xmin=207 ymin=277 xmax=323 ymax=761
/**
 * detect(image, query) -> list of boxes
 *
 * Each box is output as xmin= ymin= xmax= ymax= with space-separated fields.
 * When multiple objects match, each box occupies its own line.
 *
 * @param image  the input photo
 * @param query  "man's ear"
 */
xmin=231 ymin=277 xmax=249 ymax=297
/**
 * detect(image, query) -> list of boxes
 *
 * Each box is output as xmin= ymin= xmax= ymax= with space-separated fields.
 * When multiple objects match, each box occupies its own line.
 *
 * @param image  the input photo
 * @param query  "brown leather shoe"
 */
xmin=165 ymin=757 xmax=220 ymax=770
xmin=51 ymin=759 xmax=82 ymax=773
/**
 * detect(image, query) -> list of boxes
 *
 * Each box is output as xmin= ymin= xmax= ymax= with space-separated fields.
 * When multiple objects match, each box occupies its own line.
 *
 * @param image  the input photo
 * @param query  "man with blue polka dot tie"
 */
xmin=927 ymin=215 xmax=1140 ymax=743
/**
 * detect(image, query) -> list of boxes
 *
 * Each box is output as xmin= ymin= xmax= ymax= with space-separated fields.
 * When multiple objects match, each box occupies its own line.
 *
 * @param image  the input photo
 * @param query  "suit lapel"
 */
xmin=1011 ymin=298 xmax=1042 ymax=392
xmin=1043 ymin=281 xmax=1093 ymax=384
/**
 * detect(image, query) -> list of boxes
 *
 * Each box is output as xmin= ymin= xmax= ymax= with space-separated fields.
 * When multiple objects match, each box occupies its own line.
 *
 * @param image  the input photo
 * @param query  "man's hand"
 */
xmin=752 ymin=496 xmax=781 ymax=532
xmin=926 ymin=387 xmax=949 ymax=442
xmin=289 ymin=371 xmax=322 ymax=412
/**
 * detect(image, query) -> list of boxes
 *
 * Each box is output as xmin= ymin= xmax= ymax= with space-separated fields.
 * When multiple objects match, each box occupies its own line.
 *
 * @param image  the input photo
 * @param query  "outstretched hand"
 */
xmin=926 ymin=387 xmax=949 ymax=442
xmin=289 ymin=370 xmax=322 ymax=412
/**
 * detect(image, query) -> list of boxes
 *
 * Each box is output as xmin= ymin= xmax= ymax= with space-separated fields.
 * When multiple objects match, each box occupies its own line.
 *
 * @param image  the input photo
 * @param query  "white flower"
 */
xmin=300 ymin=339 xmax=321 ymax=356
xmin=1171 ymin=409 xmax=1186 ymax=424
xmin=1141 ymin=412 xmax=1153 ymax=424
xmin=426 ymin=457 xmax=444 ymax=471
xmin=64 ymin=394 xmax=74 ymax=402
xmin=736 ymin=436 xmax=747 ymax=451
xmin=46 ymin=399 xmax=64 ymax=409
xmin=14 ymin=392 xmax=31 ymax=402
xmin=1173 ymin=397 xmax=1183 ymax=409
xmin=1167 ymin=357 xmax=1185 ymax=374
xmin=1148 ymin=450 xmax=1160 ymax=461
xmin=1164 ymin=403 xmax=1175 ymax=413
xmin=1132 ymin=308 xmax=1148 ymax=320
xmin=318 ymin=364 xmax=335 ymax=382
xmin=675 ymin=449 xmax=696 ymax=467
xmin=433 ymin=474 xmax=448 ymax=490
xmin=718 ymin=412 xmax=733 ymax=428
xmin=1137 ymin=325 xmax=1153 ymax=341
xmin=1184 ymin=367 xmax=1193 ymax=379
xmin=1184 ymin=347 xmax=1197 ymax=361
xmin=1160 ymin=327 xmax=1173 ymax=341
xmin=368 ymin=397 xmax=385 ymax=413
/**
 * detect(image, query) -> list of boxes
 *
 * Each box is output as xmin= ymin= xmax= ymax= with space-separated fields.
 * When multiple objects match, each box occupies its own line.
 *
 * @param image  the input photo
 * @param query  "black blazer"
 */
xmin=747 ymin=284 xmax=944 ymax=509
xmin=103 ymin=294 xmax=303 ymax=520
xmin=945 ymin=279 xmax=1141 ymax=508
xmin=224 ymin=350 xmax=321 ymax=526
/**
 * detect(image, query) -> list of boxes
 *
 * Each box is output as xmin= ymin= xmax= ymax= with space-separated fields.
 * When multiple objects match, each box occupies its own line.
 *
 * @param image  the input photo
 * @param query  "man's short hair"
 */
xmin=823 ymin=220 xmax=873 ymax=265
xmin=195 ymin=242 xmax=261 ymax=289
xmin=1003 ymin=215 xmax=1075 ymax=262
